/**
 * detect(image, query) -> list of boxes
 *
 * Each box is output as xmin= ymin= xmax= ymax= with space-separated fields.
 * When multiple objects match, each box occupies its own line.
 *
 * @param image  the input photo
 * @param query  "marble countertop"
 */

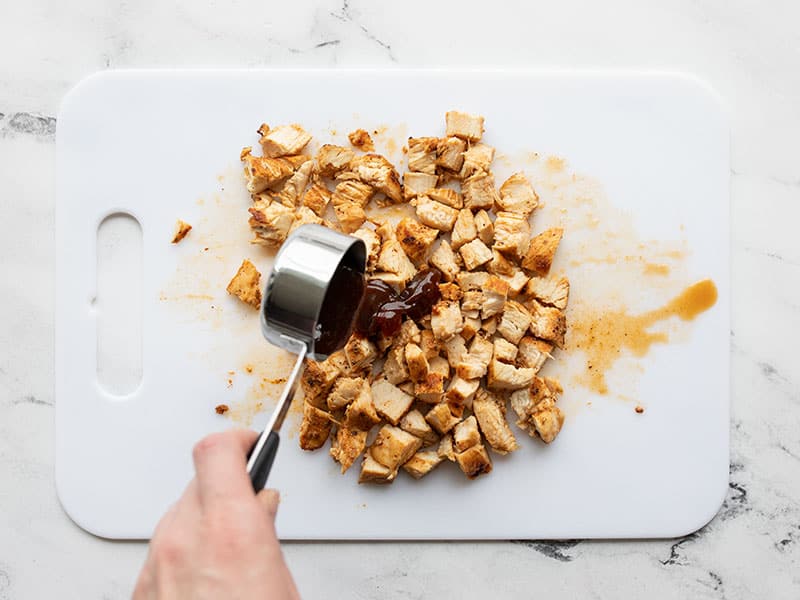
xmin=1 ymin=1 xmax=798 ymax=598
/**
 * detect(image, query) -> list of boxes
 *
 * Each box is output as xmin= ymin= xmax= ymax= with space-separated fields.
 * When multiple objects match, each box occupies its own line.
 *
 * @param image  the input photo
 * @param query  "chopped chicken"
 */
xmin=259 ymin=124 xmax=312 ymax=158
xmin=522 ymin=228 xmax=564 ymax=276
xmin=350 ymin=154 xmax=403 ymax=203
xmin=343 ymin=381 xmax=381 ymax=430
xmin=445 ymin=375 xmax=480 ymax=405
xmin=487 ymin=359 xmax=536 ymax=390
xmin=317 ymin=144 xmax=355 ymax=177
xmin=404 ymin=172 xmax=439 ymax=200
xmin=405 ymin=343 xmax=429 ymax=382
xmin=414 ymin=372 xmax=445 ymax=403
xmin=456 ymin=271 xmax=490 ymax=292
xmin=249 ymin=200 xmax=295 ymax=246
xmin=461 ymin=290 xmax=484 ymax=312
xmin=325 ymin=349 xmax=355 ymax=377
xmin=301 ymin=183 xmax=332 ymax=217
xmin=481 ymin=276 xmax=510 ymax=319
xmin=241 ymin=151 xmax=310 ymax=194
xmin=348 ymin=128 xmax=374 ymax=151
xmin=332 ymin=179 xmax=374 ymax=208
xmin=461 ymin=314 xmax=481 ymax=340
xmin=459 ymin=238 xmax=493 ymax=271
xmin=376 ymin=239 xmax=417 ymax=283
xmin=445 ymin=110 xmax=485 ymax=142
xmin=369 ymin=425 xmax=423 ymax=471
xmin=451 ymin=208 xmax=478 ymax=250
xmin=436 ymin=136 xmax=467 ymax=172
xmin=326 ymin=376 xmax=365 ymax=411
xmin=431 ymin=300 xmax=464 ymax=341
xmin=455 ymin=443 xmax=492 ymax=479
xmin=454 ymin=415 xmax=481 ymax=452
xmin=344 ymin=333 xmax=378 ymax=371
xmin=482 ymin=315 xmax=498 ymax=335
xmin=497 ymin=172 xmax=539 ymax=217
xmin=288 ymin=206 xmax=323 ymax=234
xmin=407 ymin=137 xmax=439 ymax=174
xmin=383 ymin=345 xmax=409 ymax=385
xmin=456 ymin=334 xmax=494 ymax=379
xmin=395 ymin=319 xmax=422 ymax=347
xmin=402 ymin=450 xmax=443 ymax=479
xmin=493 ymin=337 xmax=518 ymax=363
xmin=171 ymin=219 xmax=192 ymax=244
xmin=371 ymin=378 xmax=415 ymax=425
xmin=330 ymin=427 xmax=368 ymax=473
xmin=400 ymin=409 xmax=439 ymax=445
xmin=442 ymin=334 xmax=467 ymax=368
xmin=511 ymin=378 xmax=564 ymax=442
xmin=351 ymin=226 xmax=381 ymax=272
xmin=428 ymin=356 xmax=450 ymax=378
xmin=414 ymin=197 xmax=459 ymax=231
xmin=525 ymin=275 xmax=570 ymax=310
xmin=438 ymin=282 xmax=462 ymax=302
xmin=473 ymin=389 xmax=519 ymax=454
xmin=517 ymin=336 xmax=553 ymax=372
xmin=301 ymin=357 xmax=343 ymax=408
xmin=427 ymin=187 xmax=463 ymax=209
xmin=493 ymin=211 xmax=531 ymax=259
xmin=460 ymin=144 xmax=495 ymax=178
xmin=462 ymin=171 xmax=500 ymax=210
xmin=474 ymin=209 xmax=494 ymax=245
xmin=438 ymin=434 xmax=457 ymax=461
xmin=332 ymin=200 xmax=366 ymax=233
xmin=226 ymin=259 xmax=262 ymax=308
xmin=488 ymin=248 xmax=515 ymax=276
xmin=497 ymin=301 xmax=532 ymax=344
xmin=359 ymin=453 xmax=396 ymax=484
xmin=299 ymin=402 xmax=333 ymax=450
xmin=425 ymin=402 xmax=461 ymax=434
xmin=395 ymin=218 xmax=438 ymax=264
xmin=275 ymin=160 xmax=314 ymax=207
xmin=499 ymin=270 xmax=530 ymax=296
xmin=419 ymin=330 xmax=440 ymax=359
xmin=527 ymin=299 xmax=567 ymax=348
xmin=429 ymin=240 xmax=460 ymax=282
xmin=530 ymin=398 xmax=565 ymax=443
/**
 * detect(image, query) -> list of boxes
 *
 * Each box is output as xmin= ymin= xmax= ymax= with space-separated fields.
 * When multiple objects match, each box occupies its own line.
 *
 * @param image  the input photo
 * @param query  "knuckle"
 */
xmin=192 ymin=432 xmax=224 ymax=461
xmin=151 ymin=534 xmax=187 ymax=566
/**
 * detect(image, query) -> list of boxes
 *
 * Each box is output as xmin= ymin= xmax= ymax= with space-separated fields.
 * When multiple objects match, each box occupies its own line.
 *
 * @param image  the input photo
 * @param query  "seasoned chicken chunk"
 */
xmin=459 ymin=143 xmax=495 ymax=178
xmin=383 ymin=345 xmax=410 ymax=385
xmin=456 ymin=271 xmax=490 ymax=291
xmin=436 ymin=136 xmax=467 ymax=172
xmin=405 ymin=343 xmax=429 ymax=382
xmin=456 ymin=334 xmax=494 ymax=379
xmin=259 ymin=124 xmax=312 ymax=158
xmin=431 ymin=300 xmax=463 ymax=341
xmin=438 ymin=434 xmax=457 ymax=462
xmin=402 ymin=450 xmax=443 ymax=479
xmin=451 ymin=208 xmax=478 ymax=250
xmin=525 ymin=276 xmax=570 ymax=310
xmin=414 ymin=372 xmax=445 ymax=403
xmin=428 ymin=356 xmax=450 ymax=378
xmin=497 ymin=300 xmax=532 ymax=344
xmin=425 ymin=402 xmax=461 ymax=434
xmin=427 ymin=187 xmax=463 ymax=209
xmin=530 ymin=398 xmax=565 ymax=443
xmin=474 ymin=209 xmax=494 ymax=245
xmin=429 ymin=240 xmax=460 ymax=282
xmin=226 ymin=259 xmax=262 ymax=308
xmin=460 ymin=290 xmax=484 ymax=312
xmin=482 ymin=315 xmax=498 ymax=335
xmin=414 ymin=197 xmax=459 ymax=231
xmin=404 ymin=172 xmax=439 ymax=200
xmin=343 ymin=381 xmax=381 ymax=430
xmin=275 ymin=160 xmax=314 ymax=207
xmin=348 ymin=128 xmax=374 ymax=151
xmin=438 ymin=282 xmax=462 ymax=302
xmin=332 ymin=200 xmax=367 ymax=234
xmin=488 ymin=248 xmax=515 ymax=276
xmin=419 ymin=330 xmax=440 ymax=359
xmin=498 ymin=172 xmax=539 ymax=217
xmin=395 ymin=319 xmax=422 ymax=347
xmin=301 ymin=357 xmax=342 ymax=407
xmin=473 ymin=389 xmax=519 ymax=454
xmin=459 ymin=238 xmax=493 ymax=271
xmin=171 ymin=219 xmax=192 ymax=244
xmin=455 ymin=443 xmax=492 ymax=479
xmin=299 ymin=402 xmax=332 ymax=450
xmin=482 ymin=276 xmax=510 ymax=319
xmin=369 ymin=425 xmax=423 ymax=471
xmin=302 ymin=183 xmax=332 ymax=217
xmin=445 ymin=375 xmax=480 ymax=405
xmin=517 ymin=336 xmax=553 ymax=372
xmin=317 ymin=144 xmax=355 ymax=177
xmin=351 ymin=226 xmax=381 ymax=272
xmin=499 ymin=270 xmax=530 ymax=296
xmin=454 ymin=415 xmax=481 ymax=451
xmin=445 ymin=110 xmax=485 ymax=142
xmin=242 ymin=150 xmax=310 ymax=194
xmin=407 ymin=137 xmax=439 ymax=174
xmin=359 ymin=453 xmax=396 ymax=484
xmin=350 ymin=154 xmax=403 ymax=203
xmin=462 ymin=171 xmax=500 ymax=210
xmin=528 ymin=299 xmax=567 ymax=348
xmin=461 ymin=314 xmax=482 ymax=340
xmin=249 ymin=200 xmax=295 ymax=246
xmin=400 ymin=409 xmax=439 ymax=446
xmin=288 ymin=206 xmax=323 ymax=234
xmin=522 ymin=228 xmax=564 ymax=276
xmin=395 ymin=218 xmax=438 ymax=264
xmin=344 ymin=333 xmax=378 ymax=371
xmin=330 ymin=427 xmax=368 ymax=473
xmin=493 ymin=337 xmax=518 ymax=363
xmin=371 ymin=378 xmax=415 ymax=425
xmin=332 ymin=179 xmax=374 ymax=208
xmin=493 ymin=211 xmax=531 ymax=259
xmin=376 ymin=239 xmax=417 ymax=283
xmin=326 ymin=376 xmax=365 ymax=411
xmin=487 ymin=359 xmax=536 ymax=390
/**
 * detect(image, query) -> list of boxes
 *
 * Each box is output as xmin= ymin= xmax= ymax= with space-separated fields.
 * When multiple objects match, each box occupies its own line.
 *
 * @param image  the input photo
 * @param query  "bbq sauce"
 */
xmin=315 ymin=265 xmax=365 ymax=355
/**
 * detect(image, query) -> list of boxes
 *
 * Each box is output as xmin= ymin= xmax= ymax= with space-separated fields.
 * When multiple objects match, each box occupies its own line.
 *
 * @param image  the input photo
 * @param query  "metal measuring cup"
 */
xmin=246 ymin=224 xmax=366 ymax=491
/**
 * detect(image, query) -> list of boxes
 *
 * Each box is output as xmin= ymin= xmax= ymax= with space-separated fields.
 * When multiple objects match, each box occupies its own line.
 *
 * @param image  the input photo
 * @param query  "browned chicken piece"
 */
xmin=371 ymin=378 xmax=415 ymax=425
xmin=301 ymin=183 xmax=332 ymax=217
xmin=482 ymin=276 xmax=510 ymax=319
xmin=332 ymin=201 xmax=367 ymax=234
xmin=414 ymin=197 xmax=459 ymax=231
xmin=325 ymin=377 xmax=364 ymax=411
xmin=445 ymin=375 xmax=480 ymax=405
xmin=259 ymin=124 xmax=312 ymax=158
xmin=395 ymin=319 xmax=422 ymax=347
xmin=403 ymin=172 xmax=439 ymax=200
xmin=497 ymin=172 xmax=539 ymax=217
xmin=351 ymin=226 xmax=381 ymax=272
xmin=487 ymin=359 xmax=536 ymax=390
xmin=226 ymin=259 xmax=262 ymax=308
xmin=407 ymin=137 xmax=439 ymax=174
xmin=350 ymin=154 xmax=403 ymax=203
xmin=461 ymin=314 xmax=481 ymax=340
xmin=400 ymin=409 xmax=439 ymax=445
xmin=369 ymin=425 xmax=423 ymax=471
xmin=171 ymin=219 xmax=192 ymax=244
xmin=405 ymin=343 xmax=429 ymax=382
xmin=326 ymin=348 xmax=359 ymax=378
xmin=454 ymin=415 xmax=481 ymax=451
xmin=497 ymin=300 xmax=532 ymax=344
xmin=332 ymin=179 xmax=374 ymax=208
xmin=359 ymin=453 xmax=396 ymax=484
xmin=348 ymin=128 xmax=374 ymax=151
xmin=395 ymin=218 xmax=438 ymax=264
xmin=482 ymin=315 xmax=498 ymax=335
xmin=438 ymin=282 xmax=462 ymax=302
xmin=344 ymin=333 xmax=378 ymax=371
xmin=249 ymin=200 xmax=295 ymax=246
xmin=442 ymin=334 xmax=467 ymax=368
xmin=456 ymin=334 xmax=494 ymax=379
xmin=425 ymin=402 xmax=461 ymax=434
xmin=402 ymin=450 xmax=443 ymax=479
xmin=530 ymin=397 xmax=565 ymax=443
xmin=428 ymin=356 xmax=450 ymax=378
xmin=419 ymin=330 xmax=440 ymax=359
xmin=488 ymin=249 xmax=515 ymax=276
xmin=430 ymin=300 xmax=464 ymax=341
xmin=473 ymin=388 xmax=519 ymax=454
xmin=462 ymin=171 xmax=500 ymax=210
xmin=397 ymin=381 xmax=414 ymax=396
xmin=459 ymin=144 xmax=495 ymax=178
xmin=343 ymin=381 xmax=381 ymax=430
xmin=493 ymin=337 xmax=518 ymax=363
xmin=242 ymin=152 xmax=310 ymax=194
xmin=527 ymin=299 xmax=567 ymax=348
xmin=517 ymin=336 xmax=553 ymax=372
xmin=330 ymin=427 xmax=368 ymax=473
xmin=427 ymin=187 xmax=463 ymax=209
xmin=288 ymin=206 xmax=323 ymax=234
xmin=445 ymin=110 xmax=485 ymax=142
xmin=376 ymin=238 xmax=417 ymax=283
xmin=301 ymin=357 xmax=343 ymax=408
xmin=316 ymin=144 xmax=355 ymax=177
xmin=275 ymin=160 xmax=315 ymax=207
xmin=438 ymin=434 xmax=457 ymax=461
xmin=459 ymin=238 xmax=493 ymax=271
xmin=299 ymin=402 xmax=333 ymax=450
xmin=456 ymin=271 xmax=489 ymax=291
xmin=493 ymin=211 xmax=531 ymax=259
xmin=525 ymin=275 xmax=570 ymax=310
xmin=474 ymin=209 xmax=494 ymax=245
xmin=383 ymin=345 xmax=409 ymax=385
xmin=455 ymin=442 xmax=492 ymax=479
xmin=414 ymin=372 xmax=445 ymax=403
xmin=429 ymin=240 xmax=460 ymax=282
xmin=451 ymin=208 xmax=478 ymax=250
xmin=510 ymin=377 xmax=551 ymax=421
xmin=522 ymin=228 xmax=564 ymax=276
xmin=500 ymin=270 xmax=530 ymax=296
xmin=436 ymin=136 xmax=467 ymax=172
xmin=544 ymin=377 xmax=564 ymax=395
xmin=461 ymin=290 xmax=484 ymax=312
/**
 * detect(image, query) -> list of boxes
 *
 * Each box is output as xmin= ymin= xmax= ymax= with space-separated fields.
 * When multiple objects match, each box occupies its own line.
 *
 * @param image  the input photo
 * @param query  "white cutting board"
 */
xmin=56 ymin=69 xmax=729 ymax=540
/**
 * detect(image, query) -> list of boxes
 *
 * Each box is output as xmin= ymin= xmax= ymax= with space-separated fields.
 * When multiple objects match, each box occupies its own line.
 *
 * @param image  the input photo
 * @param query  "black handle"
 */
xmin=248 ymin=431 xmax=280 ymax=492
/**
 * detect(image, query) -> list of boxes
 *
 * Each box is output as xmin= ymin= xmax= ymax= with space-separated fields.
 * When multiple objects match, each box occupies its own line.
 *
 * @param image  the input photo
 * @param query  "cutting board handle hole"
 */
xmin=96 ymin=213 xmax=143 ymax=397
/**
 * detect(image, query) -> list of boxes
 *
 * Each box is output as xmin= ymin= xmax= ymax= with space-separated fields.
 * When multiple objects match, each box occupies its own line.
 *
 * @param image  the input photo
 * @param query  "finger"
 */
xmin=192 ymin=429 xmax=259 ymax=506
xmin=256 ymin=488 xmax=281 ymax=520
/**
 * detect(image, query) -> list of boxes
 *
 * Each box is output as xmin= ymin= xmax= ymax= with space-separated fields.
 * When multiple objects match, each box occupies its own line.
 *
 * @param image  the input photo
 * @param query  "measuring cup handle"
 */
xmin=248 ymin=430 xmax=280 ymax=491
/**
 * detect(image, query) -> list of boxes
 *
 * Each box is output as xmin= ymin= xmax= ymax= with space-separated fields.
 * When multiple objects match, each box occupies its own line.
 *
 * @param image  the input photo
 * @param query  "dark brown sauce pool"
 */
xmin=315 ymin=265 xmax=365 ymax=356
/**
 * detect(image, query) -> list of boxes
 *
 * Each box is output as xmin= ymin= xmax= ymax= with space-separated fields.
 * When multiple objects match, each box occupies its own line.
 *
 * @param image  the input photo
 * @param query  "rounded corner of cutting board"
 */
xmin=55 ymin=469 xmax=126 ymax=540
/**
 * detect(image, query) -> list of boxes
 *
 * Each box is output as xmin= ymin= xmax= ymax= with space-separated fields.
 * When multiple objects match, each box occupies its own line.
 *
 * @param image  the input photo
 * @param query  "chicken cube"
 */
xmin=429 ymin=240 xmax=460 ymax=282
xmin=332 ymin=201 xmax=366 ymax=234
xmin=530 ymin=398 xmax=565 ymax=443
xmin=474 ymin=209 xmax=494 ymax=245
xmin=419 ymin=330 xmax=440 ymax=359
xmin=436 ymin=136 xmax=467 ymax=172
xmin=498 ymin=172 xmax=539 ymax=217
xmin=517 ymin=336 xmax=553 ymax=372
xmin=351 ymin=226 xmax=381 ymax=272
xmin=301 ymin=358 xmax=342 ymax=407
xmin=414 ymin=372 xmax=445 ymax=403
xmin=482 ymin=276 xmax=510 ymax=319
xmin=493 ymin=337 xmax=518 ymax=363
xmin=402 ymin=450 xmax=443 ymax=479
xmin=528 ymin=299 xmax=567 ymax=348
xmin=249 ymin=200 xmax=295 ymax=246
xmin=415 ymin=197 xmax=459 ymax=231
xmin=330 ymin=427 xmax=368 ymax=473
xmin=473 ymin=389 xmax=518 ymax=454
xmin=438 ymin=282 xmax=462 ymax=302
xmin=348 ymin=128 xmax=374 ymax=151
xmin=383 ymin=345 xmax=409 ymax=385
xmin=405 ymin=343 xmax=429 ymax=382
xmin=438 ymin=434 xmax=457 ymax=461
xmin=376 ymin=239 xmax=417 ymax=283
xmin=455 ymin=443 xmax=493 ymax=479
xmin=344 ymin=333 xmax=378 ymax=371
xmin=459 ymin=238 xmax=493 ymax=271
xmin=326 ymin=376 xmax=365 ymax=411
xmin=301 ymin=183 xmax=332 ymax=217
xmin=299 ymin=402 xmax=333 ymax=450
xmin=497 ymin=301 xmax=532 ymax=344
xmin=407 ymin=137 xmax=439 ymax=174
xmin=350 ymin=154 xmax=403 ymax=203
xmin=395 ymin=319 xmax=422 ymax=347
xmin=369 ymin=425 xmax=423 ymax=471
xmin=332 ymin=179 xmax=374 ymax=208
xmin=482 ymin=315 xmax=498 ymax=335
xmin=358 ymin=453 xmax=396 ymax=484
xmin=461 ymin=314 xmax=482 ymax=340
xmin=525 ymin=276 xmax=570 ymax=310
xmin=395 ymin=218 xmax=438 ymax=264
xmin=461 ymin=290 xmax=484 ymax=312
xmin=275 ymin=160 xmax=314 ymax=207
xmin=226 ymin=259 xmax=262 ymax=308
xmin=500 ymin=270 xmax=530 ymax=296
xmin=431 ymin=300 xmax=463 ymax=341
xmin=442 ymin=334 xmax=467 ymax=368
xmin=425 ymin=402 xmax=461 ymax=434
xmin=451 ymin=208 xmax=478 ymax=250
xmin=454 ymin=415 xmax=481 ymax=452
xmin=371 ymin=378 xmax=415 ymax=425
xmin=427 ymin=187 xmax=463 ymax=209
xmin=522 ymin=228 xmax=564 ymax=276
xmin=460 ymin=143 xmax=495 ymax=178
xmin=259 ymin=124 xmax=312 ymax=158
xmin=445 ymin=110 xmax=485 ymax=142
xmin=343 ymin=382 xmax=381 ymax=430
xmin=404 ymin=172 xmax=439 ymax=200
xmin=428 ymin=356 xmax=450 ymax=378
xmin=171 ymin=219 xmax=192 ymax=244
xmin=241 ymin=151 xmax=309 ymax=194
xmin=487 ymin=359 xmax=536 ymax=390
xmin=488 ymin=249 xmax=515 ymax=276
xmin=462 ymin=171 xmax=500 ymax=210
xmin=317 ymin=144 xmax=355 ymax=177
xmin=400 ymin=409 xmax=439 ymax=445
xmin=493 ymin=211 xmax=531 ymax=259
xmin=288 ymin=206 xmax=323 ymax=235
xmin=456 ymin=334 xmax=494 ymax=379
xmin=446 ymin=376 xmax=480 ymax=406
xmin=456 ymin=271 xmax=489 ymax=291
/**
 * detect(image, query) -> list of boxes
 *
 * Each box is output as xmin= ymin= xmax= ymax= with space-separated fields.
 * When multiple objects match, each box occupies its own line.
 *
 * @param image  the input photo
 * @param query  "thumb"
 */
xmin=256 ymin=488 xmax=281 ymax=520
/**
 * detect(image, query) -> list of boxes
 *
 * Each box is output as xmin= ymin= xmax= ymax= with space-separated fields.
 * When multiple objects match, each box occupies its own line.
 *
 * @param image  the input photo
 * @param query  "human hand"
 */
xmin=133 ymin=429 xmax=300 ymax=600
